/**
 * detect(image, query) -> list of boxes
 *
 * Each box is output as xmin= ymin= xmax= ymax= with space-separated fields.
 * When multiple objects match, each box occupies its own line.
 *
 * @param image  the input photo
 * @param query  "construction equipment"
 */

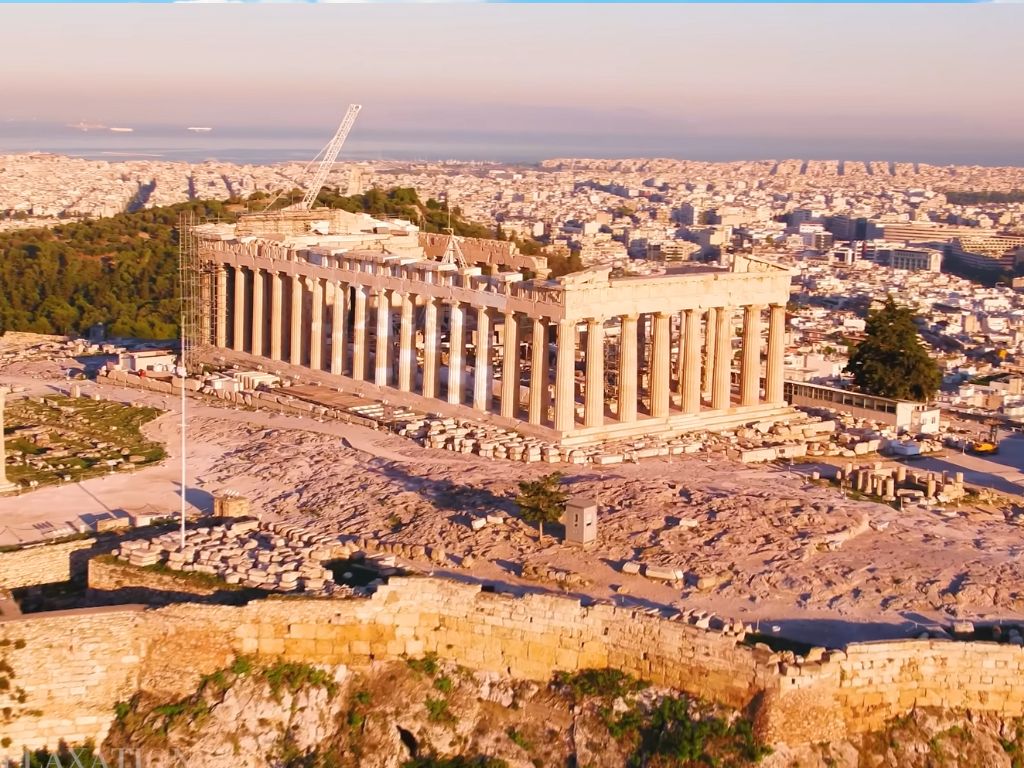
xmin=438 ymin=201 xmax=468 ymax=269
xmin=969 ymin=419 xmax=1001 ymax=456
xmin=262 ymin=104 xmax=361 ymax=212
xmin=298 ymin=104 xmax=362 ymax=211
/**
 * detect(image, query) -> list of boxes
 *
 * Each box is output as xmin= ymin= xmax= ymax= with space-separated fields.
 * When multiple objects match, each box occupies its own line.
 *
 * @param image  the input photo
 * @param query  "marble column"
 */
xmin=422 ymin=296 xmax=439 ymax=398
xmin=555 ymin=319 xmax=576 ymax=431
xmin=215 ymin=267 xmax=227 ymax=348
xmin=741 ymin=304 xmax=763 ymax=407
xmin=702 ymin=307 xmax=717 ymax=398
xmin=352 ymin=285 xmax=368 ymax=381
xmin=765 ymin=303 xmax=786 ymax=405
xmin=331 ymin=281 xmax=346 ymax=376
xmin=375 ymin=290 xmax=390 ymax=387
xmin=637 ymin=313 xmax=649 ymax=399
xmin=310 ymin=277 xmax=324 ymax=371
xmin=251 ymin=269 xmax=264 ymax=357
xmin=528 ymin=317 xmax=547 ymax=425
xmin=289 ymin=274 xmax=303 ymax=366
xmin=398 ymin=295 xmax=415 ymax=392
xmin=712 ymin=307 xmax=732 ymax=410
xmin=269 ymin=272 xmax=283 ymax=362
xmin=473 ymin=306 xmax=492 ymax=412
xmin=675 ymin=310 xmax=685 ymax=400
xmin=618 ymin=314 xmax=638 ymax=423
xmin=447 ymin=302 xmax=465 ymax=405
xmin=500 ymin=312 xmax=520 ymax=418
xmin=650 ymin=312 xmax=671 ymax=418
xmin=540 ymin=322 xmax=551 ymax=421
xmin=585 ymin=318 xmax=605 ymax=428
xmin=682 ymin=308 xmax=701 ymax=414
xmin=232 ymin=266 xmax=245 ymax=352
xmin=200 ymin=270 xmax=212 ymax=346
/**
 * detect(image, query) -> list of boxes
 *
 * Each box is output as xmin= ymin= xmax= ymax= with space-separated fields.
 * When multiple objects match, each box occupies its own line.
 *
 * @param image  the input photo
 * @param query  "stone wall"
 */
xmin=86 ymin=556 xmax=253 ymax=606
xmin=0 ymin=537 xmax=101 ymax=589
xmin=5 ymin=576 xmax=1024 ymax=758
xmin=0 ymin=607 xmax=145 ymax=751
xmin=837 ymin=639 xmax=1024 ymax=732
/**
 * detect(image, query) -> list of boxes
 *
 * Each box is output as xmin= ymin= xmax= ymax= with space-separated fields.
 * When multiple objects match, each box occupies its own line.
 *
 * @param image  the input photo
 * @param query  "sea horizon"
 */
xmin=2 ymin=122 xmax=1023 ymax=168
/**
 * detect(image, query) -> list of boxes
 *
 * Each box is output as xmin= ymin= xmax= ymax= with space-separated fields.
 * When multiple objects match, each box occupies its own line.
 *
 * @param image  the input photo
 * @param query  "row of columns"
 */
xmin=216 ymin=265 xmax=786 ymax=434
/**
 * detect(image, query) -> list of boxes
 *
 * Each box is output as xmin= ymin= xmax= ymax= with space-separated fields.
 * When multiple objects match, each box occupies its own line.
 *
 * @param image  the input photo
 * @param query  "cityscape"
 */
xmin=3 ymin=3 xmax=1024 ymax=768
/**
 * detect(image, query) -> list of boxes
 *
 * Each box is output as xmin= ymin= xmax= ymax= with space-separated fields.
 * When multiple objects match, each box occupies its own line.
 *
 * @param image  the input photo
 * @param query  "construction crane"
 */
xmin=433 ymin=194 xmax=468 ymax=269
xmin=262 ymin=104 xmax=361 ymax=212
xmin=298 ymin=104 xmax=362 ymax=210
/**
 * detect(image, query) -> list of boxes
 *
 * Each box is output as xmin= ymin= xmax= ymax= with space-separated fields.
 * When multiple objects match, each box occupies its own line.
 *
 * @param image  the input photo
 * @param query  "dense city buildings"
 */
xmin=6 ymin=152 xmax=1024 ymax=411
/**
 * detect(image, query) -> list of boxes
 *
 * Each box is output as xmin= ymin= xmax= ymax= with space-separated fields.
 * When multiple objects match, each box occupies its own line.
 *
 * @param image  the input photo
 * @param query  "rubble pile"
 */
xmin=0 ymin=335 xmax=118 ymax=366
xmin=823 ymin=461 xmax=968 ymax=504
xmin=112 ymin=518 xmax=356 ymax=595
xmin=520 ymin=561 xmax=590 ymax=587
xmin=400 ymin=415 xmax=846 ymax=466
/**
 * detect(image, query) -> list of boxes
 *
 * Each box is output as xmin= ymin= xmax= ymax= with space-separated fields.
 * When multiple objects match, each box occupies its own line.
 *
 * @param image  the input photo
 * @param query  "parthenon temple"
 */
xmin=193 ymin=209 xmax=794 ymax=446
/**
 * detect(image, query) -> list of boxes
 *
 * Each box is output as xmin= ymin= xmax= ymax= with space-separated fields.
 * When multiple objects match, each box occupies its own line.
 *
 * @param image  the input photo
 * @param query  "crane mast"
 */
xmin=299 ymin=104 xmax=362 ymax=211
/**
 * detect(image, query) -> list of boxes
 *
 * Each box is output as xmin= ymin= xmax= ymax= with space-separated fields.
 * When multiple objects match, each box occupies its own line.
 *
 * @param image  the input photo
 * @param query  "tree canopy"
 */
xmin=515 ymin=471 xmax=568 ymax=542
xmin=844 ymin=296 xmax=942 ymax=402
xmin=0 ymin=199 xmax=236 ymax=340
xmin=0 ymin=187 xmax=542 ymax=340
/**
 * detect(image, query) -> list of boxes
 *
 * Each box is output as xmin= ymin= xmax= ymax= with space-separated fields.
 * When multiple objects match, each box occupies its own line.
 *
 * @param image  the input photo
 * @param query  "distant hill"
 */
xmin=0 ymin=187 xmax=524 ymax=340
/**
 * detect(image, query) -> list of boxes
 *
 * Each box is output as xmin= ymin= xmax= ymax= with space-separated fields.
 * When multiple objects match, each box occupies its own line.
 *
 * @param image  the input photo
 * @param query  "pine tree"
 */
xmin=515 ymin=471 xmax=569 ymax=543
xmin=845 ymin=296 xmax=941 ymax=401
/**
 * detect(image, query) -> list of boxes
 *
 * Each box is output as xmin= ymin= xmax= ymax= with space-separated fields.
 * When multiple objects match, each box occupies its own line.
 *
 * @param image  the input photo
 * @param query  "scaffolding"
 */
xmin=177 ymin=211 xmax=214 ymax=372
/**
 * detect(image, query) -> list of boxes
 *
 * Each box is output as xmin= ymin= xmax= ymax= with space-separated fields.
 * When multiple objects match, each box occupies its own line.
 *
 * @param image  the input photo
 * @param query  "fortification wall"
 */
xmin=87 ymin=556 xmax=252 ymax=606
xmin=195 ymin=579 xmax=764 ymax=711
xmin=5 ymin=576 xmax=1024 ymax=758
xmin=836 ymin=639 xmax=1024 ymax=732
xmin=0 ymin=607 xmax=145 ymax=751
xmin=0 ymin=537 xmax=101 ymax=589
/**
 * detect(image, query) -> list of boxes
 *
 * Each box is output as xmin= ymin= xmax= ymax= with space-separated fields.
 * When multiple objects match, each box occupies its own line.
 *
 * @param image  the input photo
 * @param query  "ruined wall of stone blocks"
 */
xmin=104 ymin=369 xmax=174 ymax=393
xmin=122 ymin=579 xmax=766 ymax=709
xmin=135 ymin=603 xmax=241 ymax=701
xmin=835 ymin=640 xmax=1024 ymax=733
xmin=0 ymin=607 xmax=145 ymax=754
xmin=7 ymin=576 xmax=1024 ymax=759
xmin=602 ymin=608 xmax=766 ymax=710
xmin=0 ymin=538 xmax=101 ymax=589
xmin=86 ymin=557 xmax=240 ymax=606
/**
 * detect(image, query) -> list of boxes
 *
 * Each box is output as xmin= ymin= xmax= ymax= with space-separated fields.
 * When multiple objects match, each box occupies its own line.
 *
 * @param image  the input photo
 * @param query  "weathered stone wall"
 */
xmin=212 ymin=580 xmax=763 ymax=710
xmin=0 ymin=607 xmax=145 ymax=752
xmin=0 ymin=537 xmax=101 ymax=589
xmin=86 ymin=556 xmax=250 ymax=606
xmin=836 ymin=639 xmax=1024 ymax=732
xmin=5 ymin=576 xmax=1024 ymax=758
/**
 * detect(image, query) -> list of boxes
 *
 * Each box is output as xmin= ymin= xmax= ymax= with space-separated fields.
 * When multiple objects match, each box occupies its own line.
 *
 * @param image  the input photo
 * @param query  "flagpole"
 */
xmin=180 ymin=357 xmax=186 ymax=550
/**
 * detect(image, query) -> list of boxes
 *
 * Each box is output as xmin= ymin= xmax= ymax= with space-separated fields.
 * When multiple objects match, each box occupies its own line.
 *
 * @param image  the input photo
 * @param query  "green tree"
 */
xmin=545 ymin=249 xmax=584 ymax=278
xmin=515 ymin=471 xmax=568 ymax=542
xmin=845 ymin=296 xmax=941 ymax=401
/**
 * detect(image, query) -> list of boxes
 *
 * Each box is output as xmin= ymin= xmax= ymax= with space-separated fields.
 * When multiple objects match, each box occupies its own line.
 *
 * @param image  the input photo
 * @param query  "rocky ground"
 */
xmin=4 ymin=337 xmax=1024 ymax=647
xmin=190 ymin=417 xmax=1024 ymax=642
xmin=99 ymin=656 xmax=1024 ymax=768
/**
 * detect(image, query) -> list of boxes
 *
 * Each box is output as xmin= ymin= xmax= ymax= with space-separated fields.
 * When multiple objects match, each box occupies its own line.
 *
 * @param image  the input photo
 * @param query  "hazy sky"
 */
xmin=1 ymin=5 xmax=1023 ymax=162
